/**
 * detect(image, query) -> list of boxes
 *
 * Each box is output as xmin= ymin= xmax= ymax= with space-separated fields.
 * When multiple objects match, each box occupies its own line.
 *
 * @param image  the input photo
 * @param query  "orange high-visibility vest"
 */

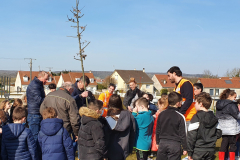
xmin=98 ymin=91 xmax=112 ymax=117
xmin=174 ymin=79 xmax=196 ymax=121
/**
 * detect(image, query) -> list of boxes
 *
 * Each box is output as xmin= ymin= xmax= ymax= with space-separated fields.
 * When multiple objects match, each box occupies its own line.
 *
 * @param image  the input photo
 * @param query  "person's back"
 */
xmin=78 ymin=100 xmax=105 ymax=160
xmin=38 ymin=107 xmax=74 ymax=160
xmin=1 ymin=107 xmax=38 ymax=160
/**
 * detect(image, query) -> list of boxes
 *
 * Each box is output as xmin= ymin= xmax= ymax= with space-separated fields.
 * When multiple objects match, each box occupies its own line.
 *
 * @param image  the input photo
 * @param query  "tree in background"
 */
xmin=202 ymin=70 xmax=218 ymax=78
xmin=160 ymin=88 xmax=168 ymax=96
xmin=224 ymin=68 xmax=240 ymax=77
xmin=102 ymin=75 xmax=116 ymax=89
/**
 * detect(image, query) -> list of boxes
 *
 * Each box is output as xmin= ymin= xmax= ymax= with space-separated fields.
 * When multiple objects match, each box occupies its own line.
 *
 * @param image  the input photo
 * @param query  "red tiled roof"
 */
xmin=18 ymin=71 xmax=55 ymax=85
xmin=198 ymin=78 xmax=240 ymax=88
xmin=154 ymin=74 xmax=175 ymax=88
xmin=61 ymin=72 xmax=97 ymax=86
xmin=53 ymin=76 xmax=60 ymax=84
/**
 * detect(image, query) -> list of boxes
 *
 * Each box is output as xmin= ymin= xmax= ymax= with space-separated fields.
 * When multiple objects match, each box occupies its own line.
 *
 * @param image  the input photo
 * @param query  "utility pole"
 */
xmin=38 ymin=66 xmax=41 ymax=71
xmin=24 ymin=58 xmax=36 ymax=82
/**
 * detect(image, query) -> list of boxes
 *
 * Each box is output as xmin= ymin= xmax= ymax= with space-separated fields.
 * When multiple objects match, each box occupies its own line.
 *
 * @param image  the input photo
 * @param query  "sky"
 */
xmin=0 ymin=0 xmax=240 ymax=76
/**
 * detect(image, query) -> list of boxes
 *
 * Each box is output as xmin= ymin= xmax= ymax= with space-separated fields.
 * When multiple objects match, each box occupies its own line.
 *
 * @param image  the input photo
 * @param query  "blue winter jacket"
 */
xmin=1 ymin=123 xmax=38 ymax=160
xmin=27 ymin=77 xmax=45 ymax=115
xmin=38 ymin=118 xmax=74 ymax=160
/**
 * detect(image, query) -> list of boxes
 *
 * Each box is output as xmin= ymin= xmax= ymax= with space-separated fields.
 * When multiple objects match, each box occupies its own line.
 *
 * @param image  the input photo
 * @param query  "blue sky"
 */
xmin=0 ymin=0 xmax=240 ymax=76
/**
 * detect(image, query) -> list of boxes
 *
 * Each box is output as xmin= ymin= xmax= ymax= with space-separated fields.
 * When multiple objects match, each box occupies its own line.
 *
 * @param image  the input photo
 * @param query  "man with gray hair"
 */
xmin=40 ymin=82 xmax=80 ymax=138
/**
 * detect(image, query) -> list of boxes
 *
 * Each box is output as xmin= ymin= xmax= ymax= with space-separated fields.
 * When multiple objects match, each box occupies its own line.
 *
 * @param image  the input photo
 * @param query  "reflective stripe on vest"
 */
xmin=174 ymin=79 xmax=196 ymax=121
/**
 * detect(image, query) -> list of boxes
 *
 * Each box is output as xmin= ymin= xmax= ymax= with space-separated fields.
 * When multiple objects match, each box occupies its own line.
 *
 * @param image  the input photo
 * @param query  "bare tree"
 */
xmin=68 ymin=0 xmax=90 ymax=106
xmin=224 ymin=68 xmax=240 ymax=77
xmin=202 ymin=70 xmax=218 ymax=78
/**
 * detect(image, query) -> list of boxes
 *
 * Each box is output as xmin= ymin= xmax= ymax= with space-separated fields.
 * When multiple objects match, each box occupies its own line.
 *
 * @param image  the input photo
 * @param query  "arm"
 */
xmin=123 ymin=91 xmax=130 ymax=107
xmin=187 ymin=115 xmax=199 ymax=158
xmin=129 ymin=113 xmax=136 ymax=153
xmin=1 ymin=137 xmax=8 ymax=160
xmin=63 ymin=128 xmax=75 ymax=160
xmin=27 ymin=130 xmax=39 ymax=160
xmin=29 ymin=84 xmax=45 ymax=107
xmin=179 ymin=114 xmax=187 ymax=152
xmin=69 ymin=100 xmax=80 ymax=136
xmin=39 ymin=98 xmax=48 ymax=115
xmin=228 ymin=104 xmax=240 ymax=119
xmin=91 ymin=123 xmax=105 ymax=156
xmin=179 ymin=82 xmax=194 ymax=115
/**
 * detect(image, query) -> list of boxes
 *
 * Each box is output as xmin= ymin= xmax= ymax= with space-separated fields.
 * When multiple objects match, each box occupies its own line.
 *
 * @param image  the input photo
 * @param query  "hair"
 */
xmin=108 ymin=94 xmax=123 ymax=111
xmin=0 ymin=109 xmax=7 ymax=124
xmin=136 ymin=97 xmax=149 ymax=109
xmin=237 ymin=99 xmax=240 ymax=105
xmin=0 ymin=100 xmax=9 ymax=110
xmin=21 ymin=93 xmax=27 ymax=107
xmin=12 ymin=107 xmax=27 ymax=121
xmin=38 ymin=71 xmax=49 ymax=78
xmin=168 ymin=92 xmax=182 ymax=106
xmin=129 ymin=77 xmax=137 ymax=84
xmin=220 ymin=88 xmax=236 ymax=100
xmin=107 ymin=107 xmax=121 ymax=120
xmin=12 ymin=99 xmax=23 ymax=108
xmin=148 ymin=94 xmax=153 ymax=101
xmin=88 ymin=100 xmax=103 ymax=111
xmin=79 ymin=76 xmax=90 ymax=85
xmin=167 ymin=66 xmax=182 ymax=77
xmin=48 ymin=83 xmax=56 ymax=90
xmin=193 ymin=83 xmax=203 ymax=92
xmin=42 ymin=107 xmax=58 ymax=119
xmin=62 ymin=82 xmax=73 ymax=89
xmin=158 ymin=96 xmax=168 ymax=110
xmin=195 ymin=92 xmax=212 ymax=109
xmin=109 ymin=83 xmax=116 ymax=90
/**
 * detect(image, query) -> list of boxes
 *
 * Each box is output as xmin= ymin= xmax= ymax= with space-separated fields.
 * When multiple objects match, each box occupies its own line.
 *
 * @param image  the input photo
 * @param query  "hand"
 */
xmin=75 ymin=136 xmax=78 ymax=142
xmin=188 ymin=156 xmax=193 ymax=160
xmin=128 ymin=106 xmax=133 ymax=112
xmin=156 ymin=145 xmax=158 ymax=149
xmin=183 ymin=150 xmax=187 ymax=155
xmin=81 ymin=91 xmax=88 ymax=98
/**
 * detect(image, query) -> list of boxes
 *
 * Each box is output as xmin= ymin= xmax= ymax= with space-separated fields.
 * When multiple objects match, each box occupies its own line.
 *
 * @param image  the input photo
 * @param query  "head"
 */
xmin=0 ymin=110 xmax=7 ymax=125
xmin=158 ymin=96 xmax=168 ymax=111
xmin=0 ymin=100 xmax=11 ymax=112
xmin=108 ymin=83 xmax=116 ymax=94
xmin=135 ymin=97 xmax=149 ymax=111
xmin=21 ymin=93 xmax=27 ymax=107
xmin=62 ymin=82 xmax=74 ymax=94
xmin=12 ymin=99 xmax=23 ymax=108
xmin=167 ymin=66 xmax=182 ymax=83
xmin=148 ymin=94 xmax=153 ymax=102
xmin=129 ymin=77 xmax=137 ymax=90
xmin=48 ymin=83 xmax=56 ymax=92
xmin=168 ymin=92 xmax=183 ymax=108
xmin=220 ymin=88 xmax=237 ymax=101
xmin=142 ymin=93 xmax=149 ymax=100
xmin=12 ymin=107 xmax=27 ymax=123
xmin=42 ymin=107 xmax=58 ymax=120
xmin=108 ymin=94 xmax=123 ymax=111
xmin=77 ymin=76 xmax=90 ymax=90
xmin=193 ymin=83 xmax=203 ymax=96
xmin=107 ymin=107 xmax=121 ymax=120
xmin=88 ymin=100 xmax=103 ymax=115
xmin=38 ymin=71 xmax=49 ymax=85
xmin=194 ymin=92 xmax=212 ymax=111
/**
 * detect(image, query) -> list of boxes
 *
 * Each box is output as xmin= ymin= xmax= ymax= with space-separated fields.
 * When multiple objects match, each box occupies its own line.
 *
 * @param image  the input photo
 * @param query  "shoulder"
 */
xmin=175 ymin=110 xmax=186 ymax=121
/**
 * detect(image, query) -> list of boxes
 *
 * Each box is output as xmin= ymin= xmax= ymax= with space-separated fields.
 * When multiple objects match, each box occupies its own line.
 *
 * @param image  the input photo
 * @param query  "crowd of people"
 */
xmin=0 ymin=66 xmax=240 ymax=160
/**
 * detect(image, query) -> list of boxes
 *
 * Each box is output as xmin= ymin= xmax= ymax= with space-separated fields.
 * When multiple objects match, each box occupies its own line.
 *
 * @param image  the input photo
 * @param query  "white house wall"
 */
xmin=152 ymin=75 xmax=162 ymax=92
xmin=15 ymin=72 xmax=21 ymax=91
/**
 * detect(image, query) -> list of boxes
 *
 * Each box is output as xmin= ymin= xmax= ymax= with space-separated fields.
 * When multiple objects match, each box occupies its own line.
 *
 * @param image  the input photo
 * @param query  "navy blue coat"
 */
xmin=38 ymin=118 xmax=74 ymax=160
xmin=27 ymin=77 xmax=45 ymax=115
xmin=1 ymin=123 xmax=38 ymax=160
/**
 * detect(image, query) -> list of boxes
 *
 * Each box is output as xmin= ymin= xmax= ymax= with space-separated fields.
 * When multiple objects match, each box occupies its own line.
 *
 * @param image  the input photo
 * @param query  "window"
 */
xmin=90 ymin=78 xmax=94 ymax=83
xmin=115 ymin=75 xmax=118 ymax=80
xmin=210 ymin=89 xmax=214 ymax=96
xmin=23 ymin=76 xmax=28 ymax=82
xmin=215 ymin=89 xmax=219 ymax=96
xmin=146 ymin=84 xmax=150 ymax=89
xmin=225 ymin=80 xmax=232 ymax=84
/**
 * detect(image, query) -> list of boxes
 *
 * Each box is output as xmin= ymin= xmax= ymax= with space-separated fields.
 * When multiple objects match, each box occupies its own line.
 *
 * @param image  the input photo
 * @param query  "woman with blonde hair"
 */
xmin=123 ymin=77 xmax=143 ymax=111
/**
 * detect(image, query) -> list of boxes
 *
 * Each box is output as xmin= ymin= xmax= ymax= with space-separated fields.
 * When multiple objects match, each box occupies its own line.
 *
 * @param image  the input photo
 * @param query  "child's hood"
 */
xmin=114 ymin=110 xmax=133 ymax=132
xmin=198 ymin=111 xmax=218 ymax=128
xmin=3 ymin=123 xmax=25 ymax=139
xmin=40 ymin=118 xmax=63 ymax=136
xmin=216 ymin=99 xmax=235 ymax=110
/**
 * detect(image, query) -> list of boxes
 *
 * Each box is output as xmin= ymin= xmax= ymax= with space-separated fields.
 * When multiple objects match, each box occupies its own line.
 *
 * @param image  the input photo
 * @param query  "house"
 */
xmin=15 ymin=71 xmax=58 ymax=92
xmin=110 ymin=69 xmax=154 ymax=93
xmin=197 ymin=77 xmax=240 ymax=100
xmin=96 ymin=78 xmax=105 ymax=84
xmin=56 ymin=71 xmax=97 ymax=93
xmin=152 ymin=74 xmax=175 ymax=92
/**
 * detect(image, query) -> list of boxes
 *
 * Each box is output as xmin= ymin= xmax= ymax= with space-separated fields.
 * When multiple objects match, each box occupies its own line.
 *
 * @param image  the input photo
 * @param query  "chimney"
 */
xmin=143 ymin=68 xmax=145 ymax=72
xmin=134 ymin=68 xmax=136 ymax=70
xmin=89 ymin=70 xmax=92 ymax=73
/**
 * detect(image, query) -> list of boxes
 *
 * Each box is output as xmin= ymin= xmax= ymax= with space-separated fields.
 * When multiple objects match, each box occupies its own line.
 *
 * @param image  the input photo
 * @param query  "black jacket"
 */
xmin=123 ymin=88 xmax=143 ymax=107
xmin=78 ymin=107 xmax=105 ymax=160
xmin=26 ymin=77 xmax=45 ymax=115
xmin=187 ymin=111 xmax=222 ymax=157
xmin=216 ymin=99 xmax=240 ymax=119
xmin=156 ymin=106 xmax=187 ymax=150
xmin=71 ymin=82 xmax=95 ymax=109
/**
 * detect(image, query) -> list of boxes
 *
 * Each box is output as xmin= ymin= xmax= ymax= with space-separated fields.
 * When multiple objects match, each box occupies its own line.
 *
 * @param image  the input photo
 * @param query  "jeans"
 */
xmin=27 ymin=114 xmax=42 ymax=141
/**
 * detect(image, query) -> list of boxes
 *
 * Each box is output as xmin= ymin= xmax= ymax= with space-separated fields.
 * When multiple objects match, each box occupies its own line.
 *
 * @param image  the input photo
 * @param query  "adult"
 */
xmin=27 ymin=71 xmax=49 ymax=140
xmin=123 ymin=77 xmax=143 ymax=111
xmin=71 ymin=76 xmax=95 ymax=109
xmin=98 ymin=83 xmax=116 ymax=117
xmin=167 ymin=66 xmax=196 ymax=126
xmin=104 ymin=94 xmax=136 ymax=160
xmin=40 ymin=82 xmax=80 ymax=137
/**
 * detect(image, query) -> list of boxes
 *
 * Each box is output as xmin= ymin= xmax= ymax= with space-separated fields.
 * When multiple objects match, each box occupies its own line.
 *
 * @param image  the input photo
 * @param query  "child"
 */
xmin=0 ymin=100 xmax=11 ymax=123
xmin=1 ymin=107 xmax=38 ymax=160
xmin=132 ymin=97 xmax=154 ymax=160
xmin=143 ymin=93 xmax=158 ymax=115
xmin=38 ymin=107 xmax=74 ymax=160
xmin=0 ymin=109 xmax=7 ymax=160
xmin=216 ymin=89 xmax=240 ymax=160
xmin=151 ymin=96 xmax=168 ymax=155
xmin=187 ymin=92 xmax=222 ymax=160
xmin=193 ymin=83 xmax=203 ymax=96
xmin=9 ymin=99 xmax=23 ymax=123
xmin=156 ymin=92 xmax=187 ymax=160
xmin=78 ymin=100 xmax=105 ymax=160
xmin=48 ymin=83 xmax=56 ymax=92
